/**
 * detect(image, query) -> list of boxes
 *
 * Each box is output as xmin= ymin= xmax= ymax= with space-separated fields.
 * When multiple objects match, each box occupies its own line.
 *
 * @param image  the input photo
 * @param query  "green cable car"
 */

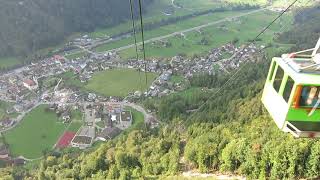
xmin=262 ymin=37 xmax=320 ymax=138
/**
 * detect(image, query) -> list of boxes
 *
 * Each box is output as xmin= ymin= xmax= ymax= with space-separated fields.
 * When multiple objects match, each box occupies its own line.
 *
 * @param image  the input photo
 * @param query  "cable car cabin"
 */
xmin=262 ymin=55 xmax=320 ymax=138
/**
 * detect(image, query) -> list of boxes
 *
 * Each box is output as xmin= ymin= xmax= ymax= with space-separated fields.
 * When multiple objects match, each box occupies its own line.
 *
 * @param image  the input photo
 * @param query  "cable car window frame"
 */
xmin=273 ymin=65 xmax=284 ymax=93
xmin=283 ymin=76 xmax=295 ymax=103
xmin=268 ymin=60 xmax=276 ymax=81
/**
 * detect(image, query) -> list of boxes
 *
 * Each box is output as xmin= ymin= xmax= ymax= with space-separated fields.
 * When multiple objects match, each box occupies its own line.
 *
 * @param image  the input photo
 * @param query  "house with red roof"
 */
xmin=23 ymin=78 xmax=38 ymax=90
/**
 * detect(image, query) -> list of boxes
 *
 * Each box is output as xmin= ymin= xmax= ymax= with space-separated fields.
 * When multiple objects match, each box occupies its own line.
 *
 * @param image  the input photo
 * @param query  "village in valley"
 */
xmin=0 ymin=34 xmax=261 ymax=164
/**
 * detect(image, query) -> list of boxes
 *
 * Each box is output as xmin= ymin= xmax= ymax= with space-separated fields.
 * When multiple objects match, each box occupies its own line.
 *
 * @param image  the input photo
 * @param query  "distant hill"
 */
xmin=0 ymin=0 xmax=153 ymax=58
xmin=0 ymin=0 xmax=314 ymax=61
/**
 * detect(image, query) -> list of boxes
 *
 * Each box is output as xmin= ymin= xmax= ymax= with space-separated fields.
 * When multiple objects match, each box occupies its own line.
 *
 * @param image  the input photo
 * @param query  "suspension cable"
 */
xmin=128 ymin=0 xmax=143 ymax=92
xmin=138 ymin=0 xmax=148 ymax=85
xmin=185 ymin=0 xmax=299 ymax=122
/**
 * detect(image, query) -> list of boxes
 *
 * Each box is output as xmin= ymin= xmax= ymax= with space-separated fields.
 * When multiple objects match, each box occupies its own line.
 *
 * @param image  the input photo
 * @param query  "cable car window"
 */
xmin=300 ymin=86 xmax=320 ymax=107
xmin=268 ymin=61 xmax=276 ymax=81
xmin=283 ymin=76 xmax=295 ymax=102
xmin=273 ymin=66 xmax=284 ymax=92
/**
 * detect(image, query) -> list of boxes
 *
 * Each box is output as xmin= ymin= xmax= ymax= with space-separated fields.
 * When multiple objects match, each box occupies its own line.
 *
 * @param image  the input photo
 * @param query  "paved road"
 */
xmin=40 ymin=101 xmax=157 ymax=124
xmin=96 ymin=8 xmax=266 ymax=55
xmin=66 ymin=8 xmax=266 ymax=57
xmin=0 ymin=102 xmax=41 ymax=133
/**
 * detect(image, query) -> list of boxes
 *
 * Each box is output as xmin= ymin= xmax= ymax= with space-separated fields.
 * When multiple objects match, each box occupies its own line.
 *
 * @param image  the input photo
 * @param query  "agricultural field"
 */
xmin=0 ymin=57 xmax=22 ymax=69
xmin=93 ymin=9 xmax=251 ymax=53
xmin=64 ymin=51 xmax=87 ymax=60
xmin=88 ymin=0 xmax=223 ymax=39
xmin=170 ymin=75 xmax=185 ymax=84
xmin=4 ymin=105 xmax=67 ymax=159
xmin=85 ymin=68 xmax=158 ymax=97
xmin=118 ymin=10 xmax=293 ymax=59
xmin=58 ymin=71 xmax=83 ymax=88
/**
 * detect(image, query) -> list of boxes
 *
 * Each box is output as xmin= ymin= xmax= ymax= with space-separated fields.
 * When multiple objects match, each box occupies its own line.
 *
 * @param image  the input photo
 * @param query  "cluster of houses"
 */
xmin=0 ymin=40 xmax=262 ymax=133
xmin=170 ymin=42 xmax=261 ymax=77
xmin=69 ymin=103 xmax=133 ymax=149
xmin=219 ymin=44 xmax=261 ymax=71
xmin=0 ymin=118 xmax=15 ymax=130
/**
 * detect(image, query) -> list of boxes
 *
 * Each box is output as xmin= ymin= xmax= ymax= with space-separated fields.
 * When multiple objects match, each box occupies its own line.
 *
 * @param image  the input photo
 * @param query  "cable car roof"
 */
xmin=275 ymin=57 xmax=320 ymax=85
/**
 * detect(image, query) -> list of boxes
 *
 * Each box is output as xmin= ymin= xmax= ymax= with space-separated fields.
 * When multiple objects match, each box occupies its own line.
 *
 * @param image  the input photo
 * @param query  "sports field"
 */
xmin=4 ymin=105 xmax=67 ymax=159
xmin=85 ymin=68 xmax=158 ymax=97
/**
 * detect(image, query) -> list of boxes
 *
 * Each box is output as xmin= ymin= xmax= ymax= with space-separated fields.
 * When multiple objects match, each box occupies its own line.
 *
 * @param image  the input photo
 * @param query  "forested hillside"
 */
xmin=0 ymin=0 xmax=153 ymax=58
xmin=0 ymin=4 xmax=319 ymax=180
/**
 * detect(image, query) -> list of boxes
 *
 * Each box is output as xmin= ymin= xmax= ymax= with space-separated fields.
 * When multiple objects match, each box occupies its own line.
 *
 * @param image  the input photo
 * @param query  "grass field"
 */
xmin=93 ymin=10 xmax=250 ymax=53
xmin=59 ymin=71 xmax=83 ymax=88
xmin=5 ymin=105 xmax=67 ymax=159
xmin=170 ymin=75 xmax=185 ymax=84
xmin=0 ymin=57 xmax=21 ymax=69
xmin=118 ymin=10 xmax=293 ymax=59
xmin=85 ymin=69 xmax=158 ymax=97
xmin=88 ymin=0 xmax=223 ymax=39
xmin=65 ymin=51 xmax=87 ymax=60
xmin=0 ymin=101 xmax=20 ymax=120
xmin=66 ymin=110 xmax=83 ymax=132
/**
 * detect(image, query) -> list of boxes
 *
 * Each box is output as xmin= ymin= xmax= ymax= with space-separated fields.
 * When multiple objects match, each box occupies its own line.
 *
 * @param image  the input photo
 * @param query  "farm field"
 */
xmin=170 ymin=75 xmax=185 ymax=84
xmin=65 ymin=51 xmax=87 ymax=60
xmin=88 ymin=0 xmax=223 ymax=39
xmin=118 ymin=10 xmax=293 ymax=59
xmin=93 ymin=9 xmax=252 ymax=53
xmin=4 ymin=105 xmax=67 ymax=159
xmin=85 ymin=68 xmax=158 ymax=97
xmin=0 ymin=57 xmax=21 ymax=69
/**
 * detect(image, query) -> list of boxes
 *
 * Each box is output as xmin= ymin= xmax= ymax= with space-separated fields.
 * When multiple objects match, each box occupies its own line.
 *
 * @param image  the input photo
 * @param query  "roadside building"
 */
xmin=23 ymin=79 xmax=38 ymax=90
xmin=71 ymin=126 xmax=95 ymax=149
xmin=0 ymin=145 xmax=10 ymax=160
xmin=96 ymin=127 xmax=121 ymax=141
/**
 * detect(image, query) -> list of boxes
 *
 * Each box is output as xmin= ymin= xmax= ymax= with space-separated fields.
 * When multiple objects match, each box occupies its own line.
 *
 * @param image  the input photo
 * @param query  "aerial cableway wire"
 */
xmin=184 ymin=0 xmax=300 ymax=123
xmin=128 ymin=0 xmax=143 ymax=92
xmin=137 ymin=0 xmax=148 ymax=85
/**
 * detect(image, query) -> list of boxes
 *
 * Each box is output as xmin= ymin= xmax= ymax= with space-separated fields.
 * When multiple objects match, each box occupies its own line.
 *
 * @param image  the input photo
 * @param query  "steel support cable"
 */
xmin=185 ymin=0 xmax=300 ymax=123
xmin=129 ymin=0 xmax=143 ymax=92
xmin=138 ymin=0 xmax=148 ymax=85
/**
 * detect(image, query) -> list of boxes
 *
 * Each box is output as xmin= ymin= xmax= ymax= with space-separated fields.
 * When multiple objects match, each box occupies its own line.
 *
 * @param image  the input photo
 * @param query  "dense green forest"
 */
xmin=0 ymin=4 xmax=320 ymax=180
xmin=0 ymin=0 xmax=153 ymax=58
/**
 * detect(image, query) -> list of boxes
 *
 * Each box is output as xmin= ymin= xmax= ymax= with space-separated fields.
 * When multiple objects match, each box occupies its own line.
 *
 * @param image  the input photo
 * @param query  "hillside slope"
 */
xmin=0 ymin=0 xmax=153 ymax=58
